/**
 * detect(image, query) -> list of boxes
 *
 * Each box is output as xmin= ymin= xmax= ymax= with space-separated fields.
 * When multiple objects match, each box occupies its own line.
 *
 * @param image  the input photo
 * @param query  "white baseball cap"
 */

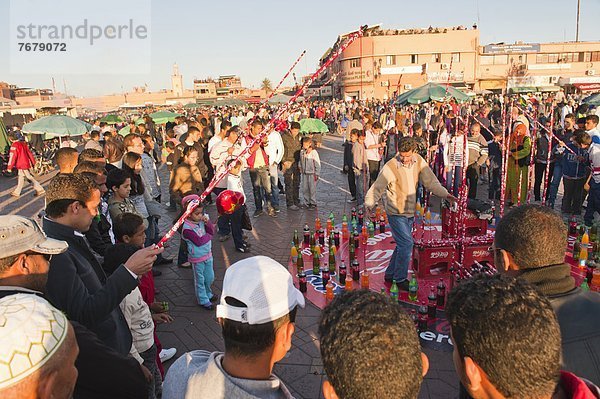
xmin=216 ymin=256 xmax=305 ymax=325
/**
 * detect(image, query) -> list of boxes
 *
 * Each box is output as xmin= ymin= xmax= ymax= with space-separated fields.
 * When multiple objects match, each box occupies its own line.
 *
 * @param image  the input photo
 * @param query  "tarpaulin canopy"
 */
xmin=395 ymin=82 xmax=471 ymax=105
xmin=22 ymin=115 xmax=92 ymax=139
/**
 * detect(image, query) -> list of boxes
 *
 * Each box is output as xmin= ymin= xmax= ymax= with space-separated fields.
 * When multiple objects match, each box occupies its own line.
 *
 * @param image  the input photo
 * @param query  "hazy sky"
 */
xmin=1 ymin=0 xmax=599 ymax=97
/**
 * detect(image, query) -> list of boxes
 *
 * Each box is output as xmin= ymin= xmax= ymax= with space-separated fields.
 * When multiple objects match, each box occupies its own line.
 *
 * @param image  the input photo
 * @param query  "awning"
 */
xmin=510 ymin=87 xmax=537 ymax=93
xmin=537 ymin=86 xmax=561 ymax=92
xmin=573 ymin=83 xmax=600 ymax=93
xmin=479 ymin=80 xmax=506 ymax=90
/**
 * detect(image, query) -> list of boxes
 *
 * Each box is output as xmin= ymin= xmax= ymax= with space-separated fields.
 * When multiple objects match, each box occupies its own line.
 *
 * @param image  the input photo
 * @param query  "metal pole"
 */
xmin=576 ymin=0 xmax=581 ymax=42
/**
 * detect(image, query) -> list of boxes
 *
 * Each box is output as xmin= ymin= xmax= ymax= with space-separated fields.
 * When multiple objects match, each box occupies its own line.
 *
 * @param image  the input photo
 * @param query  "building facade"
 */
xmin=324 ymin=25 xmax=600 ymax=100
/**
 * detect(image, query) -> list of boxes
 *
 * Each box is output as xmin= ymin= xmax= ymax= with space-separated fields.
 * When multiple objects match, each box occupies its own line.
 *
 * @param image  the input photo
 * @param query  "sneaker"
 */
xmin=178 ymin=262 xmax=191 ymax=268
xmin=236 ymin=246 xmax=251 ymax=253
xmin=253 ymin=209 xmax=264 ymax=218
xmin=347 ymin=198 xmax=357 ymax=203
xmin=273 ymin=207 xmax=281 ymax=213
xmin=267 ymin=208 xmax=277 ymax=217
xmin=242 ymin=241 xmax=252 ymax=248
xmin=288 ymin=205 xmax=300 ymax=211
xmin=159 ymin=348 xmax=177 ymax=363
xmin=219 ymin=234 xmax=231 ymax=242
xmin=200 ymin=303 xmax=214 ymax=310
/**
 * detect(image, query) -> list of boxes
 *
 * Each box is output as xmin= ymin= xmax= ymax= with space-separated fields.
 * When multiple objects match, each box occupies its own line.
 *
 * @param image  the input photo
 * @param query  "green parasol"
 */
xmin=118 ymin=118 xmax=145 ymax=136
xmin=299 ymin=118 xmax=329 ymax=133
xmin=100 ymin=114 xmax=124 ymax=124
xmin=149 ymin=111 xmax=181 ymax=124
xmin=583 ymin=93 xmax=600 ymax=107
xmin=268 ymin=94 xmax=292 ymax=105
xmin=183 ymin=102 xmax=201 ymax=109
xmin=395 ymin=82 xmax=471 ymax=105
xmin=22 ymin=115 xmax=92 ymax=139
xmin=212 ymin=98 xmax=247 ymax=107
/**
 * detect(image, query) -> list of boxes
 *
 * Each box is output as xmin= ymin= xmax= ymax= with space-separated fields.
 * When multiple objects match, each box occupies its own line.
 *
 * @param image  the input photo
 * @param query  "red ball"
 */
xmin=216 ymin=190 xmax=244 ymax=215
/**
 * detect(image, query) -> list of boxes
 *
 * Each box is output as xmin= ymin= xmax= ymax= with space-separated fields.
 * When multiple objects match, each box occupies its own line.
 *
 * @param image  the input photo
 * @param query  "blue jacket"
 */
xmin=561 ymin=143 xmax=589 ymax=179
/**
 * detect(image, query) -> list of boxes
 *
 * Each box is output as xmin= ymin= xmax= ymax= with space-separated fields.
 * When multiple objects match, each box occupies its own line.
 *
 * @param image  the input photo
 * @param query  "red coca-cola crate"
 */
xmin=461 ymin=240 xmax=494 ymax=268
xmin=412 ymin=243 xmax=457 ymax=278
xmin=442 ymin=208 xmax=488 ymax=238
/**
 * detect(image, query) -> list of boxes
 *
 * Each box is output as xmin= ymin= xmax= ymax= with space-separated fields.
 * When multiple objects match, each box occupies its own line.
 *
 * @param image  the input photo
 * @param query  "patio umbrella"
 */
xmin=149 ymin=111 xmax=181 ymax=124
xmin=268 ymin=94 xmax=292 ymax=105
xmin=395 ymin=82 xmax=471 ymax=105
xmin=583 ymin=93 xmax=600 ymax=106
xmin=299 ymin=118 xmax=329 ymax=133
xmin=22 ymin=115 xmax=92 ymax=139
xmin=183 ymin=102 xmax=201 ymax=109
xmin=100 ymin=114 xmax=123 ymax=124
xmin=118 ymin=118 xmax=145 ymax=136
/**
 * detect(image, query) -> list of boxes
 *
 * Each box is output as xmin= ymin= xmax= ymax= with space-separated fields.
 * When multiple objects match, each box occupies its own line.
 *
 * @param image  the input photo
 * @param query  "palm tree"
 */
xmin=261 ymin=78 xmax=273 ymax=94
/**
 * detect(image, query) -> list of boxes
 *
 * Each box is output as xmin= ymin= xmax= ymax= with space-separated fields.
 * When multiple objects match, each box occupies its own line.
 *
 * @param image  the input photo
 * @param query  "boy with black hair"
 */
xmin=447 ymin=273 xmax=600 ymax=399
xmin=319 ymin=290 xmax=428 ymax=399
xmin=163 ymin=256 xmax=303 ymax=399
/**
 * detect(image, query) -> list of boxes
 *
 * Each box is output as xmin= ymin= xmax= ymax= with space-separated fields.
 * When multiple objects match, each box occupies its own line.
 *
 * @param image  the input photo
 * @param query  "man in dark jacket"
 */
xmin=42 ymin=173 xmax=162 ymax=355
xmin=281 ymin=122 xmax=302 ymax=210
xmin=494 ymin=204 xmax=600 ymax=386
xmin=0 ymin=214 xmax=149 ymax=399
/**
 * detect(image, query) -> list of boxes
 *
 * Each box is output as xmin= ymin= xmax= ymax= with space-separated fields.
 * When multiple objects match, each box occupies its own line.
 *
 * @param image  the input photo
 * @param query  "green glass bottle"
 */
xmin=312 ymin=248 xmax=320 ymax=275
xmin=328 ymin=246 xmax=336 ymax=274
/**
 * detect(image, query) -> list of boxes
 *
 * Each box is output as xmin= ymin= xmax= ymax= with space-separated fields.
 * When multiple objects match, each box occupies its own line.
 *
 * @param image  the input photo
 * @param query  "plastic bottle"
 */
xmin=326 ymin=280 xmax=335 ymax=302
xmin=417 ymin=301 xmax=429 ymax=332
xmin=408 ymin=276 xmax=418 ymax=302
xmin=326 ymin=218 xmax=333 ymax=236
xmin=297 ymin=250 xmax=304 ymax=274
xmin=298 ymin=271 xmax=307 ymax=293
xmin=312 ymin=248 xmax=320 ymax=275
xmin=367 ymin=221 xmax=375 ymax=238
xmin=390 ymin=280 xmax=399 ymax=301
xmin=333 ymin=230 xmax=340 ymax=247
xmin=592 ymin=267 xmax=600 ymax=287
xmin=580 ymin=229 xmax=589 ymax=269
xmin=379 ymin=216 xmax=386 ymax=234
xmin=351 ymin=259 xmax=360 ymax=281
xmin=315 ymin=215 xmax=321 ymax=231
xmin=339 ymin=261 xmax=347 ymax=285
xmin=361 ymin=224 xmax=368 ymax=245
xmin=329 ymin=211 xmax=335 ymax=226
xmin=291 ymin=242 xmax=298 ymax=266
xmin=293 ymin=230 xmax=300 ymax=248
xmin=580 ymin=279 xmax=590 ymax=292
xmin=360 ymin=269 xmax=370 ymax=289
xmin=322 ymin=267 xmax=330 ymax=290
xmin=349 ymin=241 xmax=356 ymax=263
xmin=353 ymin=229 xmax=360 ymax=250
xmin=318 ymin=229 xmax=325 ymax=247
xmin=436 ymin=278 xmax=446 ymax=307
xmin=341 ymin=215 xmax=349 ymax=240
xmin=358 ymin=208 xmax=364 ymax=226
xmin=303 ymin=224 xmax=311 ymax=246
xmin=427 ymin=286 xmax=437 ymax=319
xmin=345 ymin=276 xmax=353 ymax=291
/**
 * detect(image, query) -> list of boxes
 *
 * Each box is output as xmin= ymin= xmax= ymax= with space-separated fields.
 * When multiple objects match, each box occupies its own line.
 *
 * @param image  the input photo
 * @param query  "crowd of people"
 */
xmin=1 ymin=90 xmax=600 ymax=398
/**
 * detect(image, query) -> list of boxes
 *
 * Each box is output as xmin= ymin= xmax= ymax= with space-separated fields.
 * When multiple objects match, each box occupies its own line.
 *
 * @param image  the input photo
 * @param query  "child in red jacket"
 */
xmin=6 ymin=131 xmax=45 ymax=197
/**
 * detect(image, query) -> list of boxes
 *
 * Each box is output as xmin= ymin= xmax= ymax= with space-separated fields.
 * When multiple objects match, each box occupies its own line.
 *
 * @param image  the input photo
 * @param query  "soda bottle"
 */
xmin=568 ymin=215 xmax=578 ymax=236
xmin=353 ymin=229 xmax=360 ymax=249
xmin=291 ymin=242 xmax=298 ymax=266
xmin=580 ymin=230 xmax=589 ymax=269
xmin=341 ymin=215 xmax=349 ymax=240
xmin=303 ymin=224 xmax=311 ymax=246
xmin=334 ymin=230 xmax=340 ymax=247
xmin=580 ymin=279 xmax=590 ymax=292
xmin=326 ymin=280 xmax=335 ymax=302
xmin=351 ymin=259 xmax=360 ymax=281
xmin=339 ymin=261 xmax=347 ymax=285
xmin=297 ymin=249 xmax=304 ymax=274
xmin=379 ymin=216 xmax=386 ymax=234
xmin=319 ymin=229 xmax=325 ymax=247
xmin=349 ymin=241 xmax=356 ymax=263
xmin=326 ymin=218 xmax=333 ymax=236
xmin=298 ymin=271 xmax=307 ymax=293
xmin=351 ymin=207 xmax=357 ymax=220
xmin=358 ymin=208 xmax=364 ymax=226
xmin=418 ymin=301 xmax=429 ymax=332
xmin=293 ymin=230 xmax=300 ymax=248
xmin=380 ymin=287 xmax=386 ymax=295
xmin=436 ymin=278 xmax=446 ymax=307
xmin=410 ymin=309 xmax=418 ymax=328
xmin=315 ymin=215 xmax=321 ymax=231
xmin=322 ymin=267 xmax=330 ymax=289
xmin=360 ymin=269 xmax=370 ymax=289
xmin=312 ymin=248 xmax=320 ymax=275
xmin=592 ymin=267 xmax=600 ymax=287
xmin=345 ymin=275 xmax=353 ymax=291
xmin=427 ymin=286 xmax=437 ymax=319
xmin=328 ymin=246 xmax=336 ymax=274
xmin=408 ymin=276 xmax=418 ymax=302
xmin=329 ymin=211 xmax=335 ymax=226
xmin=361 ymin=224 xmax=368 ymax=245
xmin=390 ymin=280 xmax=399 ymax=301
xmin=375 ymin=203 xmax=381 ymax=220
xmin=367 ymin=221 xmax=375 ymax=238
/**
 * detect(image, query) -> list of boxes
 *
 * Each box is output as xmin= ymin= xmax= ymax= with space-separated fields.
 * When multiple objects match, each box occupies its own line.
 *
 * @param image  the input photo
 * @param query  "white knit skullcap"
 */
xmin=0 ymin=294 xmax=69 ymax=390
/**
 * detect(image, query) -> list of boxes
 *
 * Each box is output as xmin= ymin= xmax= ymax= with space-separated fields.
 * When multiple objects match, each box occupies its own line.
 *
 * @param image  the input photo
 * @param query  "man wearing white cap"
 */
xmin=0 ymin=293 xmax=79 ymax=399
xmin=162 ymin=256 xmax=304 ymax=399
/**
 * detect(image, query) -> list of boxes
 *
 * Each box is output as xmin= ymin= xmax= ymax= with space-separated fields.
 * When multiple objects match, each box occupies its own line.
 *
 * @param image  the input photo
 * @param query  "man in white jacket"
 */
xmin=265 ymin=127 xmax=284 ymax=212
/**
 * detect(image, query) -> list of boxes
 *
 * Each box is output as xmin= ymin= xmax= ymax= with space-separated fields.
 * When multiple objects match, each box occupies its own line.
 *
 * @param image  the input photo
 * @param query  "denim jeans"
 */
xmin=140 ymin=344 xmax=162 ymax=399
xmin=547 ymin=162 xmax=563 ymax=207
xmin=584 ymin=179 xmax=600 ymax=226
xmin=249 ymin=167 xmax=272 ymax=211
xmin=192 ymin=257 xmax=214 ymax=305
xmin=213 ymin=187 xmax=231 ymax=236
xmin=268 ymin=163 xmax=280 ymax=208
xmin=385 ymin=215 xmax=414 ymax=282
xmin=446 ymin=166 xmax=463 ymax=197
xmin=355 ymin=171 xmax=367 ymax=207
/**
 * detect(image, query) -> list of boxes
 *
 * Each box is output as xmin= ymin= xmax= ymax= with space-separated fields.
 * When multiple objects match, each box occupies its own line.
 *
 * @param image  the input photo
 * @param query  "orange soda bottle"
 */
xmin=345 ymin=276 xmax=353 ymax=291
xmin=360 ymin=269 xmax=370 ymax=289
xmin=580 ymin=230 xmax=589 ymax=269
xmin=326 ymin=281 xmax=335 ymax=302
xmin=315 ymin=216 xmax=321 ymax=231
